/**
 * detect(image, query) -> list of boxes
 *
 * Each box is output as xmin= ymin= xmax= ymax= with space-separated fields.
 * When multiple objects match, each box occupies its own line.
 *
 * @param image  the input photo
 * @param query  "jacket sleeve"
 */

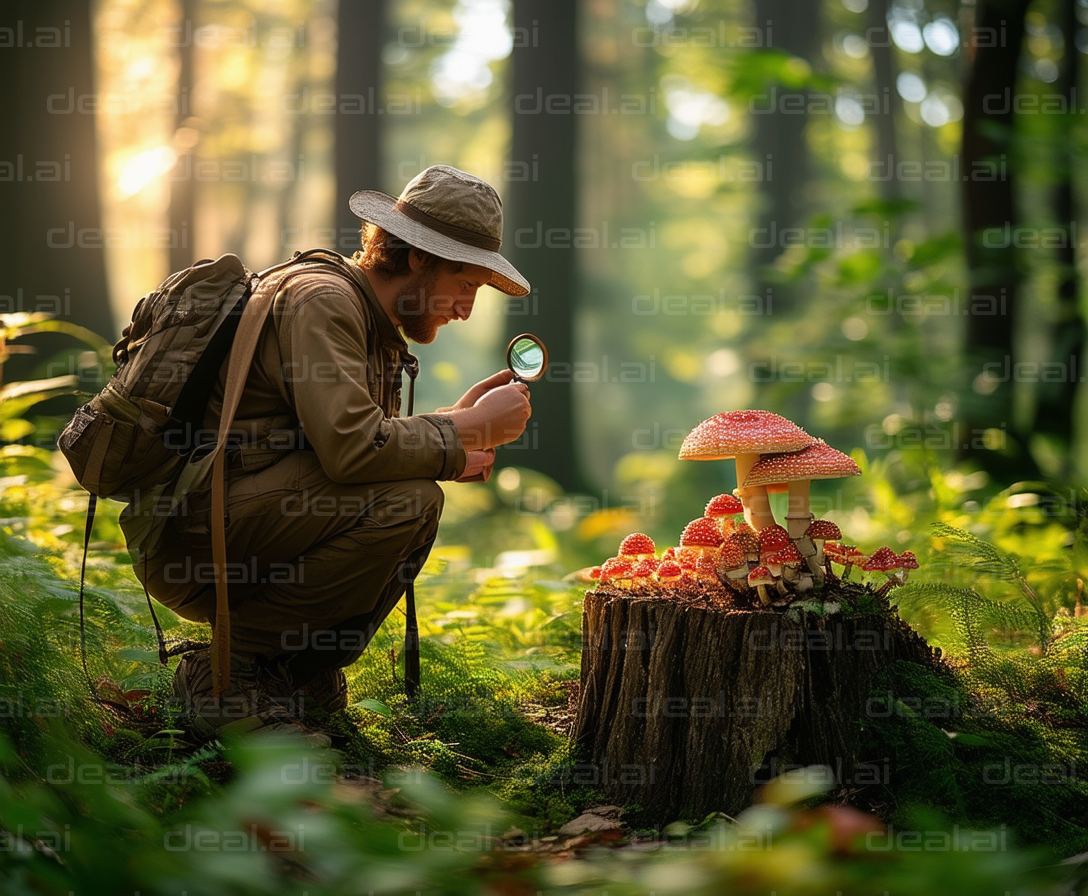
xmin=280 ymin=274 xmax=467 ymax=484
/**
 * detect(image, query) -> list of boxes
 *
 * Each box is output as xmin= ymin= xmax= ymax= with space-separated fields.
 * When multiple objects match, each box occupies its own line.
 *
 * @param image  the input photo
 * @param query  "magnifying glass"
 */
xmin=506 ymin=333 xmax=548 ymax=383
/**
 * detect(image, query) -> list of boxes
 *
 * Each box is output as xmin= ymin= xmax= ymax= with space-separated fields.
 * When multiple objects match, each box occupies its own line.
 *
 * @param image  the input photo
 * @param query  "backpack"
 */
xmin=60 ymin=250 xmax=319 ymax=502
xmin=57 ymin=249 xmax=429 ymax=700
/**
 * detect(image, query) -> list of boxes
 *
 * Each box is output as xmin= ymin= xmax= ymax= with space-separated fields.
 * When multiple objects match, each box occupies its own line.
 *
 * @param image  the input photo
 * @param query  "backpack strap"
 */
xmin=401 ymin=357 xmax=422 ymax=700
xmin=78 ymin=494 xmax=98 ymax=699
xmin=209 ymin=267 xmax=294 ymax=695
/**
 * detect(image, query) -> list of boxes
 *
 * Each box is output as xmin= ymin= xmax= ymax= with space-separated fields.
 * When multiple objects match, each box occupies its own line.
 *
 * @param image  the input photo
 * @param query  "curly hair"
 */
xmin=353 ymin=224 xmax=444 ymax=279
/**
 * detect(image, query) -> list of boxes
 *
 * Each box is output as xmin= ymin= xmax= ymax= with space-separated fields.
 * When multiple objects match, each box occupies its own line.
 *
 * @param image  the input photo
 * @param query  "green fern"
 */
xmin=928 ymin=523 xmax=1053 ymax=653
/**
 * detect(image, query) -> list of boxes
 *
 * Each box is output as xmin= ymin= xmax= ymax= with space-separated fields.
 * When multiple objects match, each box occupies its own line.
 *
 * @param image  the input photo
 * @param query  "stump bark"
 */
xmin=569 ymin=584 xmax=937 ymax=821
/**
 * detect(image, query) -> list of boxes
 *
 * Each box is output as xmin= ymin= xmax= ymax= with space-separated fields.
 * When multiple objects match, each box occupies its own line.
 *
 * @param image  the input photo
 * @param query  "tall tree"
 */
xmin=0 ymin=0 xmax=114 ymax=339
xmin=867 ymin=0 xmax=902 ymax=205
xmin=750 ymin=0 xmax=821 ymax=312
xmin=1029 ymin=0 xmax=1083 ymax=479
xmin=959 ymin=0 xmax=1031 ymax=479
xmin=169 ymin=0 xmax=197 ymax=274
xmin=334 ymin=0 xmax=385 ymax=252
xmin=503 ymin=0 xmax=582 ymax=491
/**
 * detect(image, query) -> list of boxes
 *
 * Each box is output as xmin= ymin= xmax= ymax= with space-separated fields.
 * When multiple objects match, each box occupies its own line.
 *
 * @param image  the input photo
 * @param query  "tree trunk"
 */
xmin=0 ymin=0 xmax=114 ymax=339
xmin=503 ymin=0 xmax=583 ymax=491
xmin=959 ymin=0 xmax=1032 ymax=479
xmin=1030 ymin=0 xmax=1082 ymax=478
xmin=570 ymin=585 xmax=938 ymax=821
xmin=170 ymin=0 xmax=198 ymax=273
xmin=334 ymin=0 xmax=385 ymax=253
xmin=750 ymin=0 xmax=821 ymax=312
xmin=867 ymin=0 xmax=902 ymax=206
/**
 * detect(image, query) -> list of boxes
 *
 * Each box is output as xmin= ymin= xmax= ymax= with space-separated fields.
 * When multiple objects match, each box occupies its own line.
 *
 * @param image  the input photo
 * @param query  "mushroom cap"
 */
xmin=656 ymin=560 xmax=682 ymax=580
xmin=680 ymin=517 xmax=725 ymax=548
xmin=631 ymin=557 xmax=660 ymax=578
xmin=743 ymin=439 xmax=862 ymax=488
xmin=729 ymin=528 xmax=760 ymax=555
xmin=679 ymin=410 xmax=816 ymax=461
xmin=824 ymin=542 xmax=865 ymax=565
xmin=718 ymin=540 xmax=747 ymax=569
xmin=862 ymin=546 xmax=900 ymax=572
xmin=588 ymin=565 xmax=602 ymax=580
xmin=757 ymin=524 xmax=790 ymax=551
xmin=765 ymin=543 xmax=803 ymax=565
xmin=600 ymin=557 xmax=634 ymax=582
xmin=805 ymin=519 xmax=842 ymax=541
xmin=705 ymin=493 xmax=744 ymax=517
xmin=897 ymin=550 xmax=919 ymax=570
xmin=619 ymin=532 xmax=656 ymax=557
xmin=748 ymin=566 xmax=775 ymax=586
xmin=695 ymin=555 xmax=717 ymax=575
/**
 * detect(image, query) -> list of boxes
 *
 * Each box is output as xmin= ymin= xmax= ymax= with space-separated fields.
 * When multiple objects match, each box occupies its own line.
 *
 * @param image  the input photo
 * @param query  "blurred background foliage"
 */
xmin=4 ymin=0 xmax=1084 ymax=507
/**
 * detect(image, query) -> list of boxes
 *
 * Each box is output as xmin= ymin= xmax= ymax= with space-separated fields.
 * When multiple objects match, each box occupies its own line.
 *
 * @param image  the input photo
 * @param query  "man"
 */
xmin=131 ymin=165 xmax=532 ymax=741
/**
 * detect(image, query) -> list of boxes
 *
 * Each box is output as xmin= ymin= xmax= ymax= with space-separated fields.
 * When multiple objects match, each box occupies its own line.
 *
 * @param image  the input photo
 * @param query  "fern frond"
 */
xmin=930 ymin=523 xmax=1051 ymax=651
xmin=931 ymin=522 xmax=1026 ymax=584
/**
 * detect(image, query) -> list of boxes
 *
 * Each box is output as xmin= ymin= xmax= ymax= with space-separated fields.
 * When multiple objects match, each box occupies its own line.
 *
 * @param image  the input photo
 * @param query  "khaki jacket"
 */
xmin=121 ymin=254 xmax=466 ymax=559
xmin=202 ymin=255 xmax=467 ymax=484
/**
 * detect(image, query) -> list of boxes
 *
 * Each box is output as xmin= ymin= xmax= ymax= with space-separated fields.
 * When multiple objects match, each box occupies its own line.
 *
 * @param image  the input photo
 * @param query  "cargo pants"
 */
xmin=136 ymin=448 xmax=443 ymax=684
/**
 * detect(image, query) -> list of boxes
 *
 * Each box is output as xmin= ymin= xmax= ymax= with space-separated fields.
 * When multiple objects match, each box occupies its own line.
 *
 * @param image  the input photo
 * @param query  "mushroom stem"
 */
xmin=784 ymin=481 xmax=812 ymax=538
xmin=791 ymin=531 xmax=824 ymax=583
xmin=736 ymin=453 xmax=775 ymax=530
xmin=756 ymin=584 xmax=773 ymax=604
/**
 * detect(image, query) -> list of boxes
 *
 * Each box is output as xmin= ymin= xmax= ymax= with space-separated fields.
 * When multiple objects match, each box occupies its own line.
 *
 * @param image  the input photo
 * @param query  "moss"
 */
xmin=859 ymin=660 xmax=1088 ymax=856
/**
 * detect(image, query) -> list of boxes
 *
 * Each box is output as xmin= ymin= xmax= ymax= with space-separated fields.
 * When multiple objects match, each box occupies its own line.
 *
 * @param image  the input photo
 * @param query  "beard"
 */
xmin=395 ymin=267 xmax=444 ymax=344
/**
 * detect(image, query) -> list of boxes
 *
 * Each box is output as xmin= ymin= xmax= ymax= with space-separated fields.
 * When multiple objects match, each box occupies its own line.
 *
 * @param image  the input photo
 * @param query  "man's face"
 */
xmin=395 ymin=260 xmax=491 ymax=344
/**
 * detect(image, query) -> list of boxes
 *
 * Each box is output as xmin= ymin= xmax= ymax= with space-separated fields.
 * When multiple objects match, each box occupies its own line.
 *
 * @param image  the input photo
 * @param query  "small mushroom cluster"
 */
xmin=586 ymin=410 xmax=921 ymax=604
xmin=590 ymin=515 xmax=919 ymax=605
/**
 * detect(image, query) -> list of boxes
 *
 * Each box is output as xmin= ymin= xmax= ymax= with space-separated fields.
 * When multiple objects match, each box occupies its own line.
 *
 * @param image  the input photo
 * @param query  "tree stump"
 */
xmin=569 ymin=583 xmax=937 ymax=821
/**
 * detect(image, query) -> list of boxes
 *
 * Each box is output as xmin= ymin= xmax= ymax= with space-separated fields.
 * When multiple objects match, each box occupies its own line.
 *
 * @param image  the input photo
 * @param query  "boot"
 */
xmin=264 ymin=658 xmax=349 ymax=717
xmin=172 ymin=648 xmax=331 ymax=747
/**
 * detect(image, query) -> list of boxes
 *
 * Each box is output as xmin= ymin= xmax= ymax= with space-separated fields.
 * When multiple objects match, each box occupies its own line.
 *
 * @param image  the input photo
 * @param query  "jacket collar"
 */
xmin=342 ymin=259 xmax=409 ymax=354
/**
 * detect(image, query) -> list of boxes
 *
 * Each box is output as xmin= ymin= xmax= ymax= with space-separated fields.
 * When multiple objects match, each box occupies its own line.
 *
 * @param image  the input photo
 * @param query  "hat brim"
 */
xmin=349 ymin=190 xmax=530 ymax=298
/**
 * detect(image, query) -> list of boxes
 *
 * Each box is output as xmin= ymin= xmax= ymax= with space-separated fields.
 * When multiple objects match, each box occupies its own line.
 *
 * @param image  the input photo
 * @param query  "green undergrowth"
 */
xmin=859 ymin=659 xmax=1088 ymax=857
xmin=2 ymin=442 xmax=1088 ymax=890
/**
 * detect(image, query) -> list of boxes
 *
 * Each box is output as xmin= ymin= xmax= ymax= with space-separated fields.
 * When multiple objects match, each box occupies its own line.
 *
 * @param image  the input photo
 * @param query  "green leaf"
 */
xmin=0 ymin=419 xmax=35 ymax=441
xmin=352 ymin=698 xmax=393 ymax=717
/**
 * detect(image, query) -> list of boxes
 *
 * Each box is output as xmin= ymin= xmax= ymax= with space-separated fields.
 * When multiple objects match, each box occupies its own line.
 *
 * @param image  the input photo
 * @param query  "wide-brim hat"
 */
xmin=349 ymin=164 xmax=530 ymax=297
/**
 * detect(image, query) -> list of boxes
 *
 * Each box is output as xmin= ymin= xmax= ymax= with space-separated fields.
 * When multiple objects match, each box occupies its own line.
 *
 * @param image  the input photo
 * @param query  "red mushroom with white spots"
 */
xmin=600 ymin=557 xmax=634 ymax=588
xmin=705 ymin=493 xmax=744 ymax=536
xmin=680 ymin=517 xmax=725 ymax=561
xmin=619 ymin=533 xmax=656 ymax=562
xmin=743 ymin=439 xmax=861 ymax=540
xmin=716 ymin=538 xmax=749 ymax=589
xmin=679 ymin=410 xmax=816 ymax=531
xmin=748 ymin=565 xmax=776 ymax=605
xmin=862 ymin=546 xmax=901 ymax=595
xmin=896 ymin=550 xmax=919 ymax=585
xmin=803 ymin=519 xmax=842 ymax=585
xmin=655 ymin=560 xmax=683 ymax=587
xmin=631 ymin=557 xmax=660 ymax=587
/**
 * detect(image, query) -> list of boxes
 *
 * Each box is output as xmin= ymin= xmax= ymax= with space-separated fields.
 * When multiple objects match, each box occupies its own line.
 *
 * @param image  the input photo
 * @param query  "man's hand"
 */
xmin=455 ymin=370 xmax=516 ymax=410
xmin=435 ymin=370 xmax=515 ymax=414
xmin=456 ymin=448 xmax=496 ymax=482
xmin=447 ymin=381 xmax=531 ymax=451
